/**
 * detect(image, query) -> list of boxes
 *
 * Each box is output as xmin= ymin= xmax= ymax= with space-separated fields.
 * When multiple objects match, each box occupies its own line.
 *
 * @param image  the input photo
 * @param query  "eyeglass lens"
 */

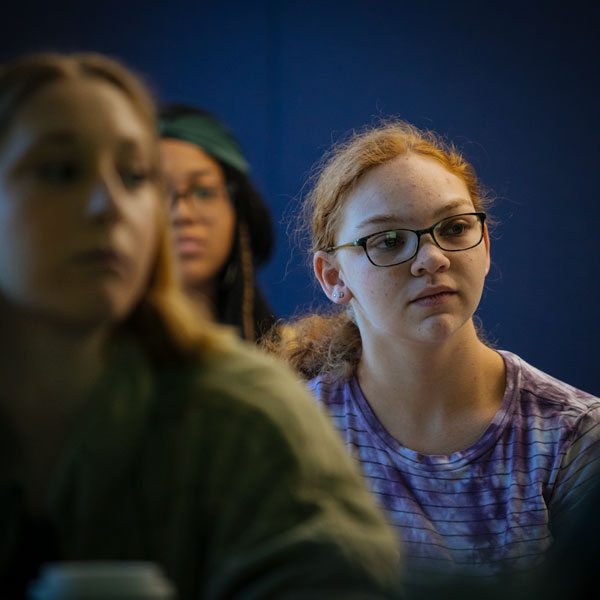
xmin=365 ymin=213 xmax=483 ymax=266
xmin=169 ymin=184 xmax=226 ymax=209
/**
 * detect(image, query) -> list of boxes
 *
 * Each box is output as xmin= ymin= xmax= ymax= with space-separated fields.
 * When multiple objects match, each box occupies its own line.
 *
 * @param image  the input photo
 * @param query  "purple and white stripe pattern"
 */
xmin=308 ymin=351 xmax=600 ymax=583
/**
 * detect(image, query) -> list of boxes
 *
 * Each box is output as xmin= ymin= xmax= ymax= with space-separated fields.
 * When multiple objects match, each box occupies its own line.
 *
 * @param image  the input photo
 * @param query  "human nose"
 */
xmin=85 ymin=170 xmax=122 ymax=221
xmin=409 ymin=232 xmax=450 ymax=276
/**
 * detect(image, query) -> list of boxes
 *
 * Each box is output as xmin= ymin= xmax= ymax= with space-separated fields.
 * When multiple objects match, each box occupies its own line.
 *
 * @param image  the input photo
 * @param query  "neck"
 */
xmin=0 ymin=302 xmax=110 ymax=442
xmin=0 ymin=302 xmax=113 ymax=513
xmin=183 ymin=279 xmax=218 ymax=319
xmin=357 ymin=322 xmax=506 ymax=454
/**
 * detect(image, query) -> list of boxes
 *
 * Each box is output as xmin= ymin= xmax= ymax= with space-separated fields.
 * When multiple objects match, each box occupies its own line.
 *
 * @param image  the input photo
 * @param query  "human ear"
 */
xmin=313 ymin=251 xmax=352 ymax=304
xmin=483 ymin=223 xmax=491 ymax=275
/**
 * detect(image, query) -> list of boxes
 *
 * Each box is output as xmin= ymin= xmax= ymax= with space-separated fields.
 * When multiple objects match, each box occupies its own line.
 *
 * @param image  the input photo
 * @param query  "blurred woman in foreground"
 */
xmin=0 ymin=52 xmax=401 ymax=599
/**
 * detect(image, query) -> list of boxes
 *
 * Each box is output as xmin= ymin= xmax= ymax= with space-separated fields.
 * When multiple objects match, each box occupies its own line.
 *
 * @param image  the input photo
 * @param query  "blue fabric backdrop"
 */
xmin=2 ymin=0 xmax=598 ymax=394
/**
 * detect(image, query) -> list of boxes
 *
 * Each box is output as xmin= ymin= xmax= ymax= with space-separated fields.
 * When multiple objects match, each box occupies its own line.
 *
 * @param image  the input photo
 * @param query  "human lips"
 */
xmin=410 ymin=286 xmax=457 ymax=306
xmin=175 ymin=236 xmax=207 ymax=255
xmin=72 ymin=247 xmax=127 ymax=272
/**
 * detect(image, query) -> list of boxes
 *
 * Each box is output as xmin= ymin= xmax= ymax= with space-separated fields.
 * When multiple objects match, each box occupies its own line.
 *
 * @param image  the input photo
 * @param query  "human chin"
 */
xmin=180 ymin=258 xmax=222 ymax=288
xmin=412 ymin=313 xmax=468 ymax=344
xmin=30 ymin=283 xmax=140 ymax=330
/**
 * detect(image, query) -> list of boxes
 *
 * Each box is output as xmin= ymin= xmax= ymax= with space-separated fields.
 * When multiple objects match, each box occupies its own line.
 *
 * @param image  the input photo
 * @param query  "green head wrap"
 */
xmin=158 ymin=113 xmax=250 ymax=175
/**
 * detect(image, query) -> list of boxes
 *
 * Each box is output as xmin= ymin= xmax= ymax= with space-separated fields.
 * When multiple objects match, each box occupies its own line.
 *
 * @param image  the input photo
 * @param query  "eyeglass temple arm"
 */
xmin=326 ymin=239 xmax=363 ymax=253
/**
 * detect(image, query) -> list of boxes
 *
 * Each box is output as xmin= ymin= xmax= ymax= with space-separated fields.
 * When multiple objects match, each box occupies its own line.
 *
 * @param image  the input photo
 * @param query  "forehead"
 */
xmin=337 ymin=153 xmax=473 ymax=237
xmin=3 ymin=77 xmax=153 ymax=151
xmin=159 ymin=138 xmax=224 ymax=182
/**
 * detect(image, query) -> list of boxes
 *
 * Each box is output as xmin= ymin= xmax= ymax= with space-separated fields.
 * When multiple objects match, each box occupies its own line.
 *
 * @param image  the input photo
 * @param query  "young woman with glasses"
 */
xmin=265 ymin=119 xmax=600 ymax=591
xmin=0 ymin=53 xmax=402 ymax=598
xmin=158 ymin=105 xmax=275 ymax=341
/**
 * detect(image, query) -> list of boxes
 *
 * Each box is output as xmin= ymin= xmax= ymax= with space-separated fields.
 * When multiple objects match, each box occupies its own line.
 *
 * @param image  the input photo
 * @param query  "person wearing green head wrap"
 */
xmin=159 ymin=104 xmax=275 ymax=341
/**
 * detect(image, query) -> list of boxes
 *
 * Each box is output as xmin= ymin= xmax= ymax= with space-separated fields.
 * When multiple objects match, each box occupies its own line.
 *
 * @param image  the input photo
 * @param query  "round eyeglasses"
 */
xmin=326 ymin=212 xmax=486 ymax=267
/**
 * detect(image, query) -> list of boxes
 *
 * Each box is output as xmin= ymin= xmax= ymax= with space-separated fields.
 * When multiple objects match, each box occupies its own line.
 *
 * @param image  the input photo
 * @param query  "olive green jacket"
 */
xmin=0 ymin=338 xmax=401 ymax=599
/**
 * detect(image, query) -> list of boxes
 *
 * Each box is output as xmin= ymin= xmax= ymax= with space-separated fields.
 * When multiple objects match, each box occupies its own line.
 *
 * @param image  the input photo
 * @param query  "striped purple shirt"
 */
xmin=308 ymin=350 xmax=600 ymax=583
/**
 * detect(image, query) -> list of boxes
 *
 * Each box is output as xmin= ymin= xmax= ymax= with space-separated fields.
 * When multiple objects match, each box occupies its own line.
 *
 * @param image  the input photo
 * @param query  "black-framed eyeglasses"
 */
xmin=326 ymin=212 xmax=486 ymax=267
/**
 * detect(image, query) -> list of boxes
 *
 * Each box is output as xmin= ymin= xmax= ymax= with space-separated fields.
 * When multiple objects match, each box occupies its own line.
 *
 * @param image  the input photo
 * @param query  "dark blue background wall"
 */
xmin=3 ymin=1 xmax=599 ymax=394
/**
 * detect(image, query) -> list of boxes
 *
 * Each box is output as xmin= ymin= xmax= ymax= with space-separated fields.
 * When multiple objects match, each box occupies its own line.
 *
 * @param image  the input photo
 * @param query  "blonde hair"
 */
xmin=264 ymin=119 xmax=493 ymax=378
xmin=0 ymin=52 xmax=233 ymax=362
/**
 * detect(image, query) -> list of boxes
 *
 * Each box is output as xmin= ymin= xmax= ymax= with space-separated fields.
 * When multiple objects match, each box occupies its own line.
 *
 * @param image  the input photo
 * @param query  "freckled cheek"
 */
xmin=459 ymin=250 xmax=487 ymax=274
xmin=354 ymin=269 xmax=400 ymax=304
xmin=458 ymin=255 xmax=488 ymax=299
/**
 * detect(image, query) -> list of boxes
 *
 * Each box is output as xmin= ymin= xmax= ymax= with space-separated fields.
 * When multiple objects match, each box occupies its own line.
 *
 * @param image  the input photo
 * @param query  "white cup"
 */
xmin=27 ymin=561 xmax=176 ymax=599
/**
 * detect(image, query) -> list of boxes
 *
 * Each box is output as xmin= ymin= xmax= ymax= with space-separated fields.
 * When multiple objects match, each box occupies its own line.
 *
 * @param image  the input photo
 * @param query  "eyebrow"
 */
xmin=355 ymin=199 xmax=472 ymax=231
xmin=186 ymin=170 xmax=216 ymax=179
xmin=430 ymin=199 xmax=472 ymax=219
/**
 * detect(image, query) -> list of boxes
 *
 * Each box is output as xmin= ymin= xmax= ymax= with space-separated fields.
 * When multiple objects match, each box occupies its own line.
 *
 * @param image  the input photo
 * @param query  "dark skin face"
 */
xmin=160 ymin=138 xmax=236 ymax=306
